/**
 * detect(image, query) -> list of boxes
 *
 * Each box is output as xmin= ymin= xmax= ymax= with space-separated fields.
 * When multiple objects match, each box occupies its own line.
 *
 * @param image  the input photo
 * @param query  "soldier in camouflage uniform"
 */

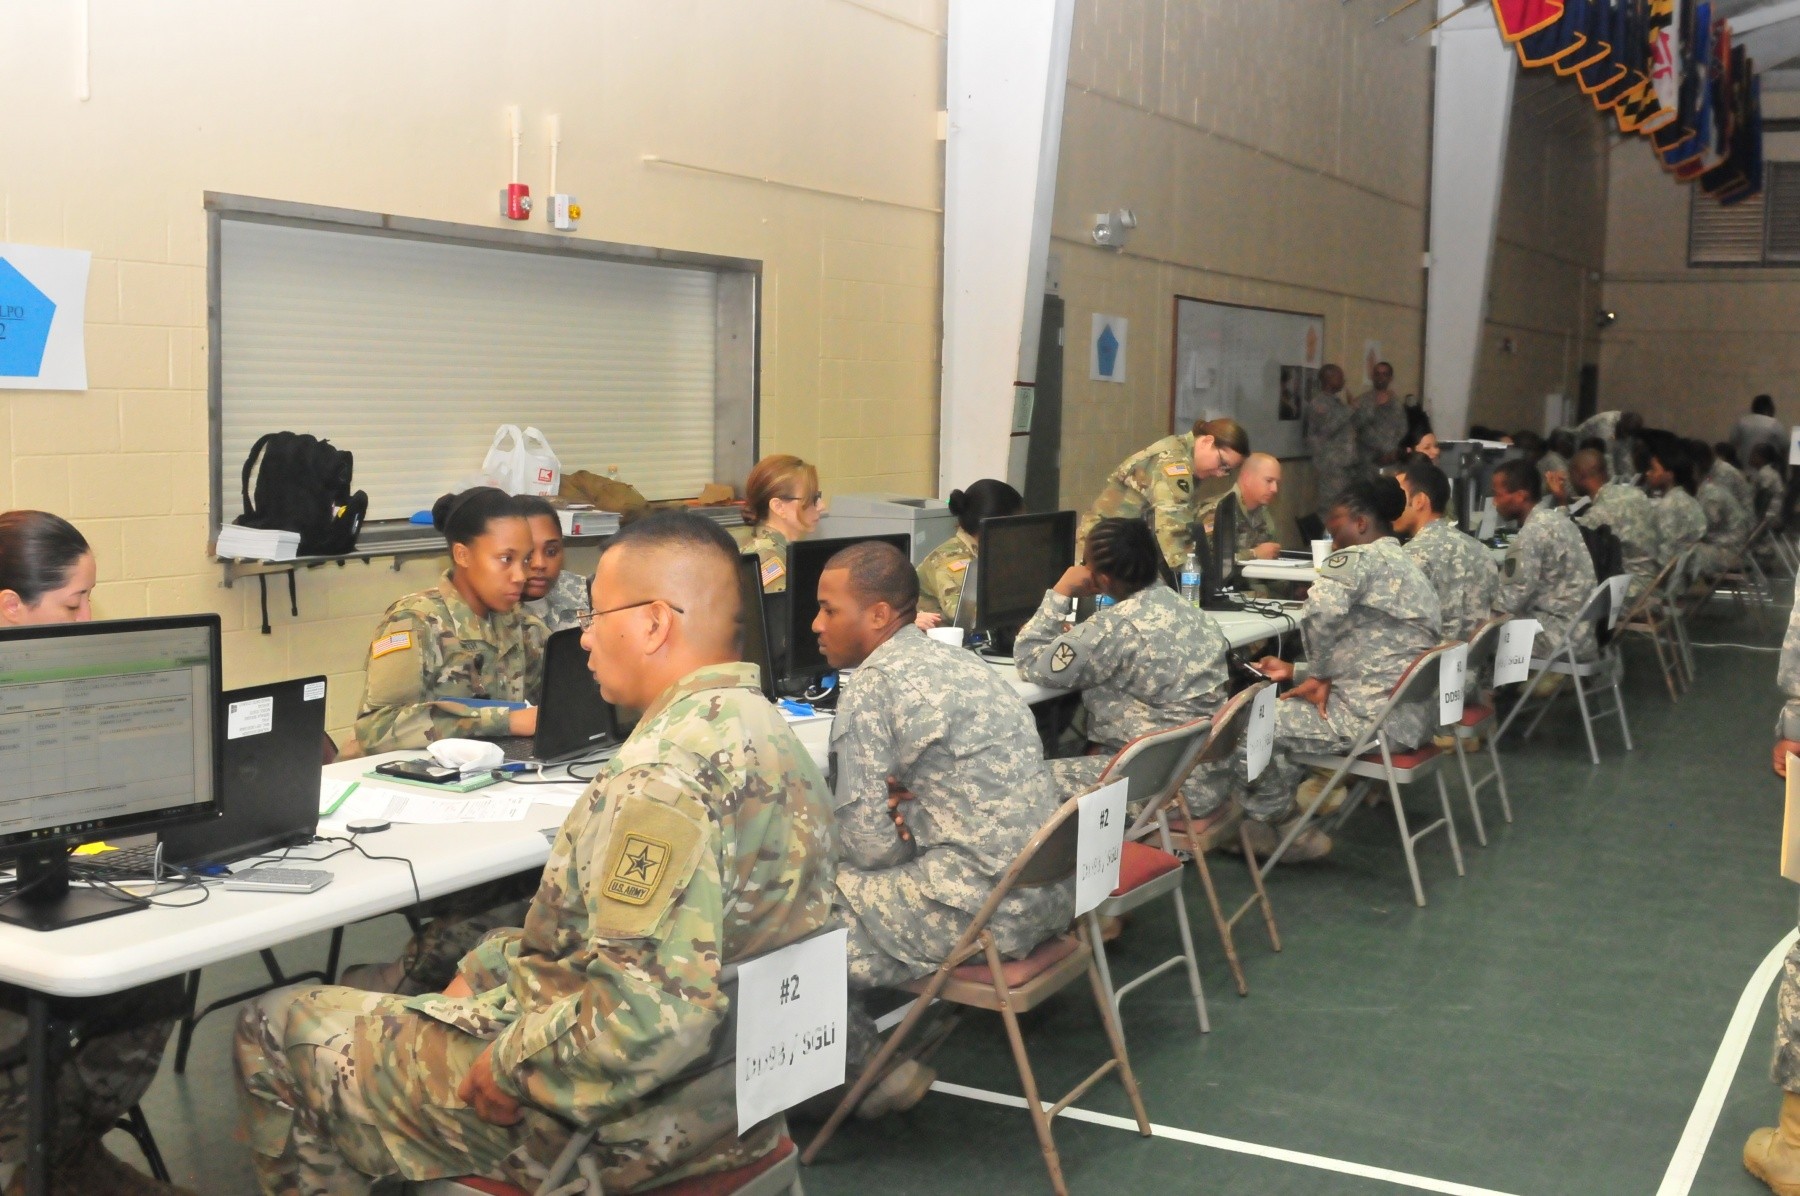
xmin=1195 ymin=453 xmax=1283 ymax=562
xmin=236 ymin=512 xmax=837 ymax=1196
xmin=1306 ymin=364 xmax=1359 ymax=518
xmin=1492 ymin=460 xmax=1597 ymax=662
xmin=814 ymin=541 xmax=1072 ymax=1096
xmin=1694 ymin=442 xmax=1754 ymax=577
xmin=1645 ymin=439 xmax=1709 ymax=561
xmin=1574 ymin=410 xmax=1643 ymax=483
xmin=1353 ymin=362 xmax=1409 ymax=476
xmin=1080 ymin=418 xmax=1250 ymax=570
xmin=1751 ymin=448 xmax=1786 ymax=519
xmin=1393 ymin=457 xmax=1498 ymax=644
xmin=523 ymin=569 xmax=589 ymax=634
xmin=1715 ymin=450 xmax=1757 ymax=513
xmin=519 ymin=497 xmax=590 ymax=632
xmin=1014 ymin=519 xmax=1233 ymax=817
xmin=743 ymin=453 xmax=826 ymax=594
xmin=1569 ymin=449 xmax=1663 ymax=600
xmin=916 ymin=479 xmax=1024 ymax=624
xmin=746 ymin=524 xmax=792 ymax=594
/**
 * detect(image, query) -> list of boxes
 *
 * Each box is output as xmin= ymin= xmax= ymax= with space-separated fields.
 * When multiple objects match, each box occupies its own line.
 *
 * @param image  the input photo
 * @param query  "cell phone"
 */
xmin=375 ymin=758 xmax=461 ymax=784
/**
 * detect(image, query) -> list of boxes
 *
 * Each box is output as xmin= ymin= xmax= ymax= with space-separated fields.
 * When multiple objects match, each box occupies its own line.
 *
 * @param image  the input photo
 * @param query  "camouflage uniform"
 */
xmin=1306 ymin=391 xmax=1360 ymax=516
xmin=1715 ymin=459 xmax=1757 ymax=515
xmin=1777 ymin=573 xmax=1800 ymax=744
xmin=1576 ymin=481 xmax=1663 ymax=600
xmin=746 ymin=526 xmax=790 ymax=594
xmin=1651 ymin=487 xmax=1708 ymax=558
xmin=1013 ymin=585 xmax=1234 ymax=816
xmin=828 ymin=626 xmax=1073 ymax=1068
xmin=1499 ymin=503 xmax=1597 ymax=661
xmin=915 ymin=531 xmax=975 ymax=618
xmin=1403 ymin=517 xmax=1499 ymax=643
xmin=1245 ymin=538 xmax=1440 ymax=817
xmin=1195 ymin=485 xmax=1279 ymax=560
xmin=353 ymin=570 xmax=549 ymax=754
xmin=236 ymin=663 xmax=837 ymax=1195
xmin=1353 ymin=392 xmax=1408 ymax=475
xmin=1773 ymin=593 xmax=1800 ymax=1096
xmin=1695 ymin=472 xmax=1752 ymax=576
xmin=1575 ymin=410 xmax=1636 ymax=482
xmin=1080 ymin=432 xmax=1200 ymax=570
xmin=1754 ymin=463 xmax=1785 ymax=518
xmin=521 ymin=569 xmax=589 ymax=633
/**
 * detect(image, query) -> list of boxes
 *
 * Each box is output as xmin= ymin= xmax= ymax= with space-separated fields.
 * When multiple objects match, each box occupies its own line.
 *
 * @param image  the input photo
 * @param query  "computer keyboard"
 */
xmin=494 ymin=736 xmax=535 ymax=762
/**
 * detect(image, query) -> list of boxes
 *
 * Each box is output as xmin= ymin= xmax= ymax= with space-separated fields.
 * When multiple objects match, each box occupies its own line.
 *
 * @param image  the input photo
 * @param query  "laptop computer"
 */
xmin=497 ymin=627 xmax=624 ymax=764
xmin=160 ymin=677 xmax=327 ymax=868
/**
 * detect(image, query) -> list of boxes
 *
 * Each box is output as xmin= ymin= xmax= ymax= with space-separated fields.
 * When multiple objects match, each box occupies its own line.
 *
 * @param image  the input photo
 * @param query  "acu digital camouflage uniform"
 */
xmin=915 ymin=531 xmax=974 ymax=618
xmin=1245 ymin=538 xmax=1440 ymax=818
xmin=1695 ymin=472 xmax=1752 ymax=576
xmin=1080 ymin=432 xmax=1201 ymax=570
xmin=746 ymin=526 xmax=790 ymax=594
xmin=1499 ymin=503 xmax=1597 ymax=662
xmin=1353 ymin=392 xmax=1408 ymax=475
xmin=1576 ymin=481 xmax=1663 ymax=600
xmin=1575 ymin=410 xmax=1636 ymax=481
xmin=521 ymin=569 xmax=590 ymax=633
xmin=1753 ymin=463 xmax=1785 ymax=518
xmin=1306 ymin=391 xmax=1360 ymax=516
xmin=1402 ymin=517 xmax=1498 ymax=643
xmin=1770 ymin=581 xmax=1800 ymax=1096
xmin=1715 ymin=459 xmax=1756 ymax=514
xmin=1013 ymin=584 xmax=1233 ymax=816
xmin=828 ymin=626 xmax=1073 ymax=1068
xmin=236 ymin=663 xmax=837 ymax=1196
xmin=353 ymin=569 xmax=549 ymax=754
xmin=1195 ymin=485 xmax=1279 ymax=561
xmin=1651 ymin=487 xmax=1708 ymax=559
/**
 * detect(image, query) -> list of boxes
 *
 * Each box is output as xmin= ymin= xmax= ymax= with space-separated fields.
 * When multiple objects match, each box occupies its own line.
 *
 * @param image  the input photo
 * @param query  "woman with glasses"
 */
xmin=743 ymin=454 xmax=826 ymax=594
xmin=914 ymin=478 xmax=1023 ymax=629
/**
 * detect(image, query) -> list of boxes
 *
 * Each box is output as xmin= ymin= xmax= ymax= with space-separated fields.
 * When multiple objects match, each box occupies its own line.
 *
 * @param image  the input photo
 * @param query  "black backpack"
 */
xmin=1575 ymin=518 xmax=1623 ymax=583
xmin=235 ymin=432 xmax=368 ymax=555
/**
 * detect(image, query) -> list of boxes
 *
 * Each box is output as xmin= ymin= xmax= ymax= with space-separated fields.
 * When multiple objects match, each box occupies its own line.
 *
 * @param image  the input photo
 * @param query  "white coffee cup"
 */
xmin=927 ymin=627 xmax=963 ymax=647
xmin=1311 ymin=539 xmax=1333 ymax=569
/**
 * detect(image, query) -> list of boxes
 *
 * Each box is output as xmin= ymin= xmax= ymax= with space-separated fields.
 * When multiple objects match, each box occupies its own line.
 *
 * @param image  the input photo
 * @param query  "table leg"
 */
xmin=24 ymin=993 xmax=49 ymax=1196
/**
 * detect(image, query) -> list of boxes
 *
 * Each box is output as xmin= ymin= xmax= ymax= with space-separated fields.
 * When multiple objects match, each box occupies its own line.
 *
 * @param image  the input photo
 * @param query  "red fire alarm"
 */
xmin=501 ymin=183 xmax=532 ymax=220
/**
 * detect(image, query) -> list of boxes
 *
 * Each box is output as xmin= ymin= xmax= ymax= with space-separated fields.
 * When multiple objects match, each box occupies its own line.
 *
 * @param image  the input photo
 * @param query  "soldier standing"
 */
xmin=1079 ymin=418 xmax=1250 ymax=571
xmin=1306 ymin=364 xmax=1358 ymax=518
xmin=1354 ymin=361 xmax=1409 ymax=476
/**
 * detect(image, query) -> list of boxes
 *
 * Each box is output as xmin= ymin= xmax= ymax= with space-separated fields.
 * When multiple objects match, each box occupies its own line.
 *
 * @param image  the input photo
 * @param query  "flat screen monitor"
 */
xmin=784 ymin=533 xmax=912 ymax=687
xmin=0 ymin=614 xmax=223 ymax=930
xmin=975 ymin=511 xmax=1077 ymax=635
xmin=736 ymin=553 xmax=777 ymax=700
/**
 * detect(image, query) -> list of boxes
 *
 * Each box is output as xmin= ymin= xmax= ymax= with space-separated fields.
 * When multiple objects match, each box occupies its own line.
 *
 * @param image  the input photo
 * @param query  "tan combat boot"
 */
xmin=1745 ymin=1091 xmax=1800 ymax=1195
xmin=1294 ymin=768 xmax=1346 ymax=817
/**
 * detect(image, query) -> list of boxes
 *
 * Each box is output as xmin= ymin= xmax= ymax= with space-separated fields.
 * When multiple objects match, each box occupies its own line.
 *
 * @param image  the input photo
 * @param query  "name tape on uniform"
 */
xmin=736 ymin=926 xmax=848 ymax=1132
xmin=1493 ymin=619 xmax=1542 ymax=687
xmin=1438 ymin=643 xmax=1469 ymax=726
xmin=1075 ymin=778 xmax=1127 ymax=918
xmin=1246 ymin=684 xmax=1276 ymax=781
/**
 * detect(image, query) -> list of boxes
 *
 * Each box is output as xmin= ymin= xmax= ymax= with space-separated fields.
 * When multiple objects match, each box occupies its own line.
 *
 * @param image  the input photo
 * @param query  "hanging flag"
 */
xmin=1660 ymin=1 xmax=1710 ymax=170
xmin=1492 ymin=0 xmax=1567 ymax=41
xmin=1643 ymin=0 xmax=1682 ymax=132
xmin=1578 ymin=0 xmax=1631 ymax=96
xmin=1698 ymin=21 xmax=1734 ymax=174
xmin=1718 ymin=74 xmax=1764 ymax=204
xmin=1518 ymin=0 xmax=1597 ymax=68
xmin=1702 ymin=44 xmax=1751 ymax=195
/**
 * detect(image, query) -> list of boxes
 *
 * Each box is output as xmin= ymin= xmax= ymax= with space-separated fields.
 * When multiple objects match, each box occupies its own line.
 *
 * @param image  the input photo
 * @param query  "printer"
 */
xmin=814 ymin=493 xmax=957 ymax=565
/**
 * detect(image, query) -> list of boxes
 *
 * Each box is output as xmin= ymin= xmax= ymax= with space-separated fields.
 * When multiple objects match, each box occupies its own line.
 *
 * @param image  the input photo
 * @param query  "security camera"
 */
xmin=1595 ymin=309 xmax=1617 ymax=330
xmin=1092 ymin=209 xmax=1138 ymax=250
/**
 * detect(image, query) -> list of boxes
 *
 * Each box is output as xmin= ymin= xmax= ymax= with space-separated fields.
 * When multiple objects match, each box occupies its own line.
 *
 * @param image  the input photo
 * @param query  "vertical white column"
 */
xmin=1422 ymin=0 xmax=1516 ymax=438
xmin=939 ymin=0 xmax=1075 ymax=493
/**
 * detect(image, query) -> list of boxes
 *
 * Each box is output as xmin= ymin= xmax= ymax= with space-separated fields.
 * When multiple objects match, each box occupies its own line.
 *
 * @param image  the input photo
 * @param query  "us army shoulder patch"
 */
xmin=594 ymin=792 xmax=705 ymax=939
xmin=370 ymin=630 xmax=413 ymax=659
xmin=1324 ymin=552 xmax=1351 ymax=570
xmin=1049 ymin=639 xmax=1082 ymax=674
xmin=761 ymin=556 xmax=785 ymax=585
xmin=947 ymin=559 xmax=969 ymax=573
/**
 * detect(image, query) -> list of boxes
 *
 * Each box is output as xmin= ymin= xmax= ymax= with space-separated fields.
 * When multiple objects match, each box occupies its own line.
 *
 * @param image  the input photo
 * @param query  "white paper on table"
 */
xmin=1790 ymin=427 xmax=1800 ymax=467
xmin=1604 ymin=574 xmax=1631 ymax=628
xmin=324 ymin=783 xmax=533 ymax=825
xmin=1785 ymin=756 xmax=1800 ymax=883
xmin=1477 ymin=498 xmax=1498 ymax=541
xmin=522 ymin=781 xmax=590 ymax=809
xmin=1074 ymin=779 xmax=1127 ymax=917
xmin=1245 ymin=684 xmax=1276 ymax=781
xmin=736 ymin=927 xmax=848 ymax=1132
xmin=1310 ymin=539 xmax=1333 ymax=569
xmin=1493 ymin=619 xmax=1542 ymax=686
xmin=1438 ymin=643 xmax=1469 ymax=726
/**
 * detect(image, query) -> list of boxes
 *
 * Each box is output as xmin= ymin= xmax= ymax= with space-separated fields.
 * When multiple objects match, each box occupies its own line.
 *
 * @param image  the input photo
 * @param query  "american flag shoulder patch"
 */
xmin=370 ymin=630 xmax=414 ymax=659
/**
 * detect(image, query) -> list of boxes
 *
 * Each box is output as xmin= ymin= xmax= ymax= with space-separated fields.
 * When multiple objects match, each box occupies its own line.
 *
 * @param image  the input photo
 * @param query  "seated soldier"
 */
xmin=1714 ymin=441 xmax=1757 ymax=513
xmin=1750 ymin=443 xmax=1786 ymax=519
xmin=1642 ymin=436 xmax=1708 ymax=558
xmin=1195 ymin=452 xmax=1284 ymax=562
xmin=815 ymin=541 xmax=1072 ymax=1117
xmin=1248 ymin=479 xmax=1441 ymax=858
xmin=1393 ymin=456 xmax=1499 ymax=643
xmin=235 ymin=512 xmax=837 ymax=1195
xmin=1492 ymin=458 xmax=1597 ymax=662
xmin=1014 ymin=518 xmax=1233 ymax=821
xmin=1569 ymin=448 xmax=1663 ymax=600
xmin=1692 ymin=438 xmax=1753 ymax=577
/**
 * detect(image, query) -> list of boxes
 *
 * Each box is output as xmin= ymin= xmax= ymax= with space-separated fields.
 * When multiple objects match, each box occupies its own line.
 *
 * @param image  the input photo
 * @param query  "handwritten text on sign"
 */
xmin=735 ymin=927 xmax=848 ymax=1132
xmin=1246 ymin=684 xmax=1276 ymax=781
xmin=1493 ymin=619 xmax=1541 ymax=687
xmin=1438 ymin=643 xmax=1469 ymax=726
xmin=1076 ymin=779 xmax=1127 ymax=917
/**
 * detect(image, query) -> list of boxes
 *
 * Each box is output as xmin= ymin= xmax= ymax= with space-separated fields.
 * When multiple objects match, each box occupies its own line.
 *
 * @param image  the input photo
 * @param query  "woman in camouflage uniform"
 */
xmin=742 ymin=454 xmax=824 ymax=595
xmin=914 ymin=478 xmax=1023 ymax=628
xmin=518 ymin=497 xmax=588 ymax=633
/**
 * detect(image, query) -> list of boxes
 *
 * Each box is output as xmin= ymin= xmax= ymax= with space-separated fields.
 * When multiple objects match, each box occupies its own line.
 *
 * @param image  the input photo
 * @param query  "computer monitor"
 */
xmin=736 ymin=553 xmax=777 ymax=700
xmin=784 ymin=533 xmax=912 ymax=689
xmin=975 ymin=511 xmax=1078 ymax=645
xmin=0 ymin=615 xmax=223 ymax=931
xmin=1198 ymin=493 xmax=1239 ymax=607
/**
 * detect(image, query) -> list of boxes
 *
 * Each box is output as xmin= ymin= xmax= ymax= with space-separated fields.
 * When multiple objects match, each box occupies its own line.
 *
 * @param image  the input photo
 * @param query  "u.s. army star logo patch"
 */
xmin=1050 ymin=643 xmax=1077 ymax=672
xmin=605 ymin=833 xmax=671 ymax=905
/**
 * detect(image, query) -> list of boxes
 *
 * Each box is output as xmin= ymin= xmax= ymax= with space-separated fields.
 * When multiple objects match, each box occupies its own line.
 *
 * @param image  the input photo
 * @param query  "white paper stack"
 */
xmin=558 ymin=508 xmax=622 ymax=537
xmin=215 ymin=525 xmax=301 ymax=560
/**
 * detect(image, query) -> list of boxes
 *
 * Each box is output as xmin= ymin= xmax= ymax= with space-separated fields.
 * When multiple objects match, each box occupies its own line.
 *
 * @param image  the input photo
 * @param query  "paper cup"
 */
xmin=1310 ymin=539 xmax=1333 ymax=569
xmin=927 ymin=627 xmax=963 ymax=647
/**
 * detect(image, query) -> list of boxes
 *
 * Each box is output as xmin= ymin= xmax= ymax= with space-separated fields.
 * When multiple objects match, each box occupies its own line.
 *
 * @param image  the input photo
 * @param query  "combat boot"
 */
xmin=1240 ymin=815 xmax=1331 ymax=863
xmin=50 ymin=1143 xmax=198 ymax=1196
xmin=1745 ymin=1092 xmax=1800 ymax=1195
xmin=1293 ymin=768 xmax=1346 ymax=817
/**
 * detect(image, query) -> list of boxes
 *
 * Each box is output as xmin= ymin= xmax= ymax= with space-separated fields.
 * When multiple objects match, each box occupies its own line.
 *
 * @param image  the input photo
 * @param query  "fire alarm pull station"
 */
xmin=547 ymin=194 xmax=581 ymax=231
xmin=501 ymin=183 xmax=532 ymax=220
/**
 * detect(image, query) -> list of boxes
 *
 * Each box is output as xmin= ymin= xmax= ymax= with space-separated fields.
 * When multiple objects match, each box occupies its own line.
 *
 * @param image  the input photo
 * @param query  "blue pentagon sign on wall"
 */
xmin=0 ymin=258 xmax=56 ymax=378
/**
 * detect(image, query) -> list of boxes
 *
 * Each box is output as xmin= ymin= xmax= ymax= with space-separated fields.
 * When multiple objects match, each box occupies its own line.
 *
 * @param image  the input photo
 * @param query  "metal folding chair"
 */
xmin=1450 ymin=618 xmax=1513 ymax=847
xmin=1616 ymin=554 xmax=1689 ymax=701
xmin=1496 ymin=580 xmax=1632 ymax=766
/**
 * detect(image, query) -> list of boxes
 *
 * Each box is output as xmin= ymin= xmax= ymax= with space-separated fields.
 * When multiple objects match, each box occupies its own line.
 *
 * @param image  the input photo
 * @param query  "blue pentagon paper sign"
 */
xmin=0 ymin=258 xmax=54 ymax=378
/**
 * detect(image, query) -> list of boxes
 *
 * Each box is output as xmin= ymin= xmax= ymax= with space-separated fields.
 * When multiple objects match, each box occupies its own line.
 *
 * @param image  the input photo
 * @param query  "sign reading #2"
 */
xmin=0 ymin=245 xmax=90 ymax=392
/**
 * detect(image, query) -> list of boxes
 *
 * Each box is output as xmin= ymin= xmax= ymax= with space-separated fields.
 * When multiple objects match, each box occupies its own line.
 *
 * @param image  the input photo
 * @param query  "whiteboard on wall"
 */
xmin=1171 ymin=297 xmax=1325 ymax=460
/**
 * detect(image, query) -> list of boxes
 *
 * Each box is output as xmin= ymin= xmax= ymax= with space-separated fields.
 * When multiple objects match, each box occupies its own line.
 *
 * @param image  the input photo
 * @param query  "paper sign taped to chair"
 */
xmin=1790 ymin=427 xmax=1800 ymax=467
xmin=1438 ymin=643 xmax=1469 ymax=725
xmin=1604 ymin=574 xmax=1630 ymax=628
xmin=1785 ymin=756 xmax=1800 ymax=884
xmin=736 ymin=927 xmax=848 ymax=1132
xmin=1493 ymin=619 xmax=1541 ymax=687
xmin=1246 ymin=685 xmax=1276 ymax=781
xmin=1075 ymin=779 xmax=1127 ymax=917
xmin=1477 ymin=498 xmax=1498 ymax=541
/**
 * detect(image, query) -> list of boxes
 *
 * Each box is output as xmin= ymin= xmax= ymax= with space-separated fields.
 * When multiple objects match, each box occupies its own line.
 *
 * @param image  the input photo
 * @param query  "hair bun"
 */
xmin=430 ymin=492 xmax=459 ymax=533
xmin=1372 ymin=477 xmax=1406 ymax=523
xmin=946 ymin=488 xmax=967 ymax=515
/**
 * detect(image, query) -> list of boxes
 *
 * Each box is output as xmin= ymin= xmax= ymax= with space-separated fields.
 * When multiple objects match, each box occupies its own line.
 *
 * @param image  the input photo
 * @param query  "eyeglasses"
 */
xmin=775 ymin=492 xmax=824 ymax=509
xmin=574 ymin=598 xmax=688 ymax=629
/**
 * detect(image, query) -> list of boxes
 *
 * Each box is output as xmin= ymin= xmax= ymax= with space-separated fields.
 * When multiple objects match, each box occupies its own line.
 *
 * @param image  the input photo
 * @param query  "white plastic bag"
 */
xmin=480 ymin=424 xmax=562 ymax=496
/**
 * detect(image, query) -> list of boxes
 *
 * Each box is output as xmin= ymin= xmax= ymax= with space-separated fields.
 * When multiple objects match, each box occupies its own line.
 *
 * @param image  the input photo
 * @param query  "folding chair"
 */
xmin=1616 ymin=555 xmax=1688 ymax=701
xmin=1259 ymin=647 xmax=1465 ymax=908
xmin=803 ymin=796 xmax=1152 ymax=1196
xmin=1664 ymin=546 xmax=1700 ymax=684
xmin=1713 ymin=514 xmax=1777 ymax=629
xmin=1449 ymin=618 xmax=1513 ymax=848
xmin=1495 ymin=580 xmax=1632 ymax=766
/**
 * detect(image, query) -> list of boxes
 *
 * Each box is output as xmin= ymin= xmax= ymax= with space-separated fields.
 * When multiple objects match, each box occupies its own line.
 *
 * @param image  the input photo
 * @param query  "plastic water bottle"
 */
xmin=1180 ymin=551 xmax=1203 ymax=605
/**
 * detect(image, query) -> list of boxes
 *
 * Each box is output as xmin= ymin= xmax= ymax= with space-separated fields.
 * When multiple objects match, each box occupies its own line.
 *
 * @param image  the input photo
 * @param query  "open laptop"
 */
xmin=159 ymin=676 xmax=327 ymax=868
xmin=497 ymin=627 xmax=624 ymax=764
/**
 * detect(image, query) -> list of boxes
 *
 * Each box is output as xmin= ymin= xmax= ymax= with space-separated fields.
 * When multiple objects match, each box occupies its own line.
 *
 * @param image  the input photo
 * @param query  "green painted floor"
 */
xmin=131 ymin=601 xmax=1800 ymax=1195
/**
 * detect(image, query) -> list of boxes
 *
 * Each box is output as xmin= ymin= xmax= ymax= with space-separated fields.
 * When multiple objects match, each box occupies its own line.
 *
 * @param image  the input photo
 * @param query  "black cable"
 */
xmin=327 ymin=833 xmax=421 ymax=907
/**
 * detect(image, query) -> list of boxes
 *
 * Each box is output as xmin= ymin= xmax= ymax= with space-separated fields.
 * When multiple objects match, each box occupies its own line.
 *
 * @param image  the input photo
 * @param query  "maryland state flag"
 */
xmin=1492 ymin=0 xmax=1566 ymax=41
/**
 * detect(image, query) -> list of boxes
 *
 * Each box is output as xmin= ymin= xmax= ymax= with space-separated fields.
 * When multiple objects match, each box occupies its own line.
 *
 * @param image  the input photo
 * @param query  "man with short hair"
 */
xmin=236 ymin=512 xmax=837 ymax=1195
xmin=1570 ymin=448 xmax=1663 ymax=600
xmin=814 ymin=540 xmax=1071 ymax=1115
xmin=1081 ymin=417 xmax=1251 ymax=569
xmin=1732 ymin=393 xmax=1787 ymax=467
xmin=1354 ymin=361 xmax=1408 ymax=475
xmin=1196 ymin=452 xmax=1283 ymax=561
xmin=1574 ymin=410 xmax=1644 ymax=483
xmin=1393 ymin=457 xmax=1498 ymax=644
xmin=1493 ymin=459 xmax=1597 ymax=661
xmin=1306 ymin=363 xmax=1359 ymax=518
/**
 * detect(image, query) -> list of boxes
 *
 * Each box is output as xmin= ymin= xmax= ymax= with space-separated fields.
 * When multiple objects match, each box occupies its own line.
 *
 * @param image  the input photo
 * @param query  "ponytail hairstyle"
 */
xmin=0 ymin=511 xmax=91 ymax=605
xmin=744 ymin=455 xmax=818 ymax=526
xmin=947 ymin=478 xmax=1024 ymax=536
xmin=1332 ymin=477 xmax=1406 ymax=537
xmin=1084 ymin=518 xmax=1162 ymax=598
xmin=431 ymin=487 xmax=527 ymax=549
xmin=1193 ymin=417 xmax=1250 ymax=459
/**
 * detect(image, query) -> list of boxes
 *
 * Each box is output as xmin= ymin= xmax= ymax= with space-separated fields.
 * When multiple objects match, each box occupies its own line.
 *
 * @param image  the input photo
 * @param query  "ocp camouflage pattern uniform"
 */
xmin=1651 ymin=487 xmax=1708 ymax=559
xmin=1244 ymin=538 xmax=1440 ymax=818
xmin=1715 ymin=459 xmax=1756 ymax=514
xmin=1353 ymin=392 xmax=1407 ymax=475
xmin=1013 ymin=584 xmax=1233 ymax=816
xmin=353 ymin=569 xmax=548 ymax=753
xmin=1770 ymin=579 xmax=1800 ymax=1095
xmin=1499 ymin=503 xmax=1597 ymax=662
xmin=828 ymin=626 xmax=1072 ymax=1068
xmin=1306 ymin=391 xmax=1359 ymax=517
xmin=1403 ymin=517 xmax=1498 ymax=644
xmin=1576 ymin=481 xmax=1663 ymax=600
xmin=1195 ymin=485 xmax=1279 ymax=561
xmin=521 ymin=569 xmax=590 ymax=633
xmin=916 ymin=531 xmax=974 ymax=619
xmin=1079 ymin=432 xmax=1200 ymax=569
xmin=746 ymin=526 xmax=790 ymax=594
xmin=1696 ymin=471 xmax=1752 ymax=576
xmin=236 ymin=663 xmax=837 ymax=1195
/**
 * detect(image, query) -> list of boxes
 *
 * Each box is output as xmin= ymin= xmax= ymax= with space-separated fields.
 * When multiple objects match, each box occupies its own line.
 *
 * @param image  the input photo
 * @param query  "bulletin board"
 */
xmin=1170 ymin=296 xmax=1325 ymax=460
